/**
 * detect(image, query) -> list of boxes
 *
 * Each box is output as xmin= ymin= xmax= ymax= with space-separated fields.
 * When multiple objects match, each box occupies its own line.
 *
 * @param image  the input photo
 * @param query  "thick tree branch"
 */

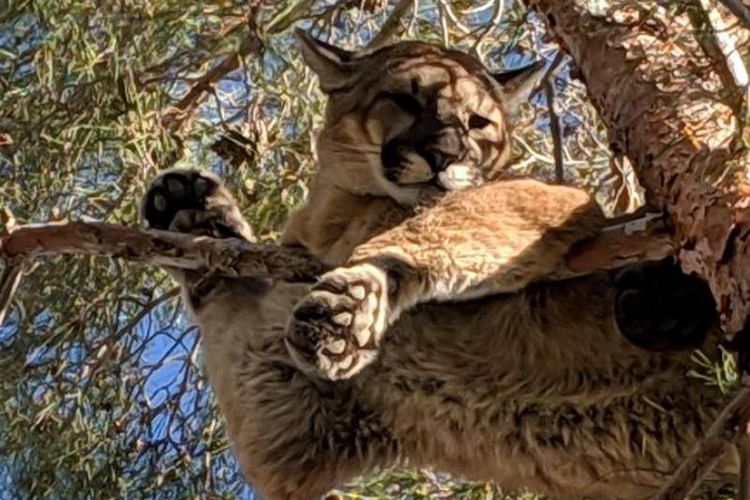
xmin=526 ymin=0 xmax=750 ymax=336
xmin=0 ymin=222 xmax=325 ymax=283
xmin=0 ymin=217 xmax=674 ymax=291
xmin=524 ymin=1 xmax=750 ymax=494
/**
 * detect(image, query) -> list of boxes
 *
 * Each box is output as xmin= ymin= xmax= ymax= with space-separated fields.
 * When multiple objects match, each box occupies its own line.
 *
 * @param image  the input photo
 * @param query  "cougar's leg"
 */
xmin=140 ymin=168 xmax=255 ymax=294
xmin=287 ymin=179 xmax=606 ymax=380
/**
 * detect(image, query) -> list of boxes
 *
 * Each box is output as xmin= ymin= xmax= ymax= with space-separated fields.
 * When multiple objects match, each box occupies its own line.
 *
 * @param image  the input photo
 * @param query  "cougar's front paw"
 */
xmin=286 ymin=263 xmax=391 ymax=380
xmin=141 ymin=169 xmax=253 ymax=240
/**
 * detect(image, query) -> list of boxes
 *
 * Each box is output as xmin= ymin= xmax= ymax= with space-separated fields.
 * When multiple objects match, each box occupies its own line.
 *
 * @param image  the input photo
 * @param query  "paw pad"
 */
xmin=286 ymin=263 xmax=391 ymax=380
xmin=142 ymin=170 xmax=218 ymax=231
xmin=141 ymin=169 xmax=251 ymax=240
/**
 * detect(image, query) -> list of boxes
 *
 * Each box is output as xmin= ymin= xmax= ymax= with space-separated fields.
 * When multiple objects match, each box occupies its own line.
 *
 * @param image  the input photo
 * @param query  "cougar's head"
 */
xmin=296 ymin=29 xmax=544 ymax=205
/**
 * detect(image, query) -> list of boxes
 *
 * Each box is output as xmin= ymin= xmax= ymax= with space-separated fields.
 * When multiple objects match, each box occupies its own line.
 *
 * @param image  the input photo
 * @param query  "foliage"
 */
xmin=0 ymin=0 xmax=636 ymax=497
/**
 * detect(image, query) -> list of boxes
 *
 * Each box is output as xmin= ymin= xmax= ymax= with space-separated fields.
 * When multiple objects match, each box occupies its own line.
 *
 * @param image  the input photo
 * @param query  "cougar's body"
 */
xmin=140 ymin=32 xmax=734 ymax=499
xmin=194 ymin=275 xmax=731 ymax=499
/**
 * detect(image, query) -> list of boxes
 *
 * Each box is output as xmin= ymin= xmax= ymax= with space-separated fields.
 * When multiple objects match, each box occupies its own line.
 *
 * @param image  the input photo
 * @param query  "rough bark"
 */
xmin=0 ymin=222 xmax=326 ymax=282
xmin=527 ymin=0 xmax=750 ymax=337
xmin=0 ymin=217 xmax=673 ymax=312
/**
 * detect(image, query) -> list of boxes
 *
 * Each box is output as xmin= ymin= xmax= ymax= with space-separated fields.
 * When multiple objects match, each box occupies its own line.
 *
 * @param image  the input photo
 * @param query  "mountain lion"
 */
xmin=140 ymin=31 xmax=729 ymax=499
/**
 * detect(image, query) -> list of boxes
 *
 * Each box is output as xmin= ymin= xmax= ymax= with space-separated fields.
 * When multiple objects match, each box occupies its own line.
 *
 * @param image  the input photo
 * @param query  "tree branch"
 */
xmin=525 ymin=1 xmax=750 ymax=494
xmin=654 ymin=386 xmax=750 ymax=500
xmin=526 ymin=0 xmax=750 ymax=336
xmin=164 ymin=32 xmax=263 ymax=131
xmin=0 ymin=216 xmax=674 ymax=297
xmin=0 ymin=222 xmax=325 ymax=283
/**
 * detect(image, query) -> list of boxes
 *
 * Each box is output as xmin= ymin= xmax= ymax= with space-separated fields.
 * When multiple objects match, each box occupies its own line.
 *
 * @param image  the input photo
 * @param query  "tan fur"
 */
xmin=281 ymin=38 xmax=523 ymax=263
xmin=141 ymin=36 xmax=737 ymax=499
xmin=194 ymin=275 xmax=734 ymax=500
xmin=349 ymin=179 xmax=605 ymax=299
xmin=283 ymin=37 xmax=606 ymax=380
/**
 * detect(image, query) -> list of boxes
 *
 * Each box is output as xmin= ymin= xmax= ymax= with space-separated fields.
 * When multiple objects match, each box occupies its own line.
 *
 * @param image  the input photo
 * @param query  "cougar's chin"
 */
xmin=436 ymin=163 xmax=482 ymax=191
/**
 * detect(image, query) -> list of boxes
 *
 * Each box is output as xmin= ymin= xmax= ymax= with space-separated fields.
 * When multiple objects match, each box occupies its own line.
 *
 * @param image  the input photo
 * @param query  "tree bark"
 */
xmin=526 ymin=0 xmax=750 ymax=337
xmin=0 ymin=222 xmax=326 ymax=282
xmin=0 ymin=218 xmax=673 ymax=279
xmin=0 ymin=217 xmax=674 ymax=328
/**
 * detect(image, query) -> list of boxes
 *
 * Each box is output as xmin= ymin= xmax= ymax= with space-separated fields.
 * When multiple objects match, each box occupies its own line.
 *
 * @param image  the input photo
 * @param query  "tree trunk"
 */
xmin=527 ymin=0 xmax=750 ymax=337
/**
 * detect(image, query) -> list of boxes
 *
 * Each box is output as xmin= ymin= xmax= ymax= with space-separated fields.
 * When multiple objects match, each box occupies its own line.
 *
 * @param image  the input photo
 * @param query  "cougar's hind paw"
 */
xmin=286 ymin=263 xmax=390 ymax=380
xmin=614 ymin=259 xmax=716 ymax=352
xmin=141 ymin=169 xmax=252 ymax=240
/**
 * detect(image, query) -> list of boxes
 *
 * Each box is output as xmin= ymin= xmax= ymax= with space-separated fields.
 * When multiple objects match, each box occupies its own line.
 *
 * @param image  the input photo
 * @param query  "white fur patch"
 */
xmin=437 ymin=163 xmax=481 ymax=191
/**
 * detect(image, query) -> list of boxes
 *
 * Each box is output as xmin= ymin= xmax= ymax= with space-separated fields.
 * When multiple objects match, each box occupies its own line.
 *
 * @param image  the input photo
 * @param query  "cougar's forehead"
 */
xmin=383 ymin=48 xmax=498 ymax=92
xmin=365 ymin=45 xmax=507 ymax=118
xmin=395 ymin=58 xmax=504 ymax=118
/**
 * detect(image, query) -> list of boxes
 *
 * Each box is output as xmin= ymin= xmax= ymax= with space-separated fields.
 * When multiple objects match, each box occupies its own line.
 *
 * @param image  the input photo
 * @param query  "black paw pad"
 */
xmin=614 ymin=258 xmax=717 ymax=352
xmin=142 ymin=170 xmax=218 ymax=230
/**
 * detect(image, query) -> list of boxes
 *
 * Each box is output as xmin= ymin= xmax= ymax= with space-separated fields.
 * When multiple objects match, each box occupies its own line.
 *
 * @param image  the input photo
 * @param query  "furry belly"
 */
xmin=354 ymin=278 xmax=735 ymax=497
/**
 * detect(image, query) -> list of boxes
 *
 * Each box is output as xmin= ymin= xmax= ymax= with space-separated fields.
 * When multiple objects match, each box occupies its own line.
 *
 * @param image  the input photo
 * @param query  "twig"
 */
xmin=164 ymin=33 xmax=263 ymax=131
xmin=655 ymin=386 xmax=750 ymax=500
xmin=543 ymin=52 xmax=566 ymax=183
xmin=471 ymin=0 xmax=506 ymax=55
xmin=366 ymin=0 xmax=415 ymax=50
xmin=0 ymin=207 xmax=22 ymax=326
xmin=0 ymin=260 xmax=22 ymax=326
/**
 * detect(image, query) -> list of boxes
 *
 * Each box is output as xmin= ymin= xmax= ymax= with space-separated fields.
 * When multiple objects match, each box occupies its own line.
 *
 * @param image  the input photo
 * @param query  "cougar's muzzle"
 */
xmin=381 ymin=118 xmax=480 ymax=191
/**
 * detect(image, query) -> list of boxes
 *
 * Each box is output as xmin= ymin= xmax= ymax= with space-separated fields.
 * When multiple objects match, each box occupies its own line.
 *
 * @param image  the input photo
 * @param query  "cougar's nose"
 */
xmin=426 ymin=149 xmax=458 ymax=173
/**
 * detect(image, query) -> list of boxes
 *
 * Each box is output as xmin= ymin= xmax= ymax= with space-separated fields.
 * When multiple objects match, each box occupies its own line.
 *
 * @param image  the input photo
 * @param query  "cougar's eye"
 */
xmin=387 ymin=92 xmax=422 ymax=115
xmin=468 ymin=114 xmax=492 ymax=130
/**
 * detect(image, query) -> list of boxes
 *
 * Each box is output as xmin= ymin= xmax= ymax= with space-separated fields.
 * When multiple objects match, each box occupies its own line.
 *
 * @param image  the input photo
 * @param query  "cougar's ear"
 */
xmin=492 ymin=59 xmax=546 ymax=114
xmin=295 ymin=28 xmax=357 ymax=93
